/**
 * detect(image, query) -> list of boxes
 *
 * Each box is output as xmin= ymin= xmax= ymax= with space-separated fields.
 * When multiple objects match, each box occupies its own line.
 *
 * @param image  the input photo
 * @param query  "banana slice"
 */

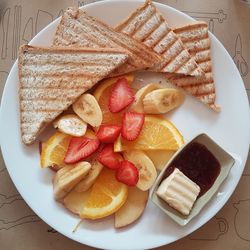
xmin=124 ymin=150 xmax=157 ymax=191
xmin=53 ymin=162 xmax=91 ymax=201
xmin=53 ymin=114 xmax=87 ymax=137
xmin=143 ymin=89 xmax=185 ymax=114
xmin=74 ymin=160 xmax=103 ymax=192
xmin=73 ymin=94 xmax=103 ymax=127
xmin=130 ymin=83 xmax=161 ymax=112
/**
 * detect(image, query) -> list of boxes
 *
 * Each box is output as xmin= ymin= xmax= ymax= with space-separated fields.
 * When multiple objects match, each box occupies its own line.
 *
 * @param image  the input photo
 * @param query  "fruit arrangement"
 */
xmin=40 ymin=74 xmax=185 ymax=228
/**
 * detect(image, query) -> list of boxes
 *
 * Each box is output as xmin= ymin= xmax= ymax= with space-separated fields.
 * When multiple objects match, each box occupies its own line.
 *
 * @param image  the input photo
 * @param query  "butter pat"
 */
xmin=156 ymin=168 xmax=200 ymax=216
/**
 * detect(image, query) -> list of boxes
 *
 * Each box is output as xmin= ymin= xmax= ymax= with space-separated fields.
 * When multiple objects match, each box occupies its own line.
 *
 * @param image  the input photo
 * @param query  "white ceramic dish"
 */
xmin=0 ymin=1 xmax=249 ymax=250
xmin=150 ymin=133 xmax=235 ymax=226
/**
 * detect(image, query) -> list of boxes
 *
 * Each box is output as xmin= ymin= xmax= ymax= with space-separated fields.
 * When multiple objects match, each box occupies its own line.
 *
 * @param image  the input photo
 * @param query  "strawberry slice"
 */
xmin=64 ymin=137 xmax=100 ymax=164
xmin=121 ymin=112 xmax=145 ymax=141
xmin=98 ymin=144 xmax=121 ymax=169
xmin=109 ymin=78 xmax=135 ymax=113
xmin=116 ymin=160 xmax=139 ymax=186
xmin=96 ymin=125 xmax=121 ymax=143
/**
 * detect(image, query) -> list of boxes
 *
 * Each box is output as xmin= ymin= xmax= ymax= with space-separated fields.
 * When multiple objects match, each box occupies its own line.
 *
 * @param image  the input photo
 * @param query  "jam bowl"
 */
xmin=149 ymin=133 xmax=236 ymax=226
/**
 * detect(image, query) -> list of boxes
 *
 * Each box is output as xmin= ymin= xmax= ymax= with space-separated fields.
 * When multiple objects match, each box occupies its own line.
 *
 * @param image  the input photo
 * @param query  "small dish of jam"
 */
xmin=150 ymin=133 xmax=235 ymax=226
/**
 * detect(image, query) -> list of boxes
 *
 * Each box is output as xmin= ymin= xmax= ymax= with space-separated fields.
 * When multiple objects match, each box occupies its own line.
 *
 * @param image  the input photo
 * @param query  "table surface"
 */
xmin=0 ymin=0 xmax=250 ymax=249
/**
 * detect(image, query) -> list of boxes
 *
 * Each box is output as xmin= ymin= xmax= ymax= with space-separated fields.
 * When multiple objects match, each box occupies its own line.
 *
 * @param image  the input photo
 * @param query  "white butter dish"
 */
xmin=150 ymin=133 xmax=235 ymax=226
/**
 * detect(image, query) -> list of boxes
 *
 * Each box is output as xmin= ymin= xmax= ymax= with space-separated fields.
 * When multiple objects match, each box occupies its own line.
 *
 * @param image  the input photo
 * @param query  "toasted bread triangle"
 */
xmin=167 ymin=21 xmax=220 ymax=112
xmin=53 ymin=7 xmax=162 ymax=76
xmin=115 ymin=0 xmax=204 ymax=77
xmin=19 ymin=45 xmax=128 ymax=145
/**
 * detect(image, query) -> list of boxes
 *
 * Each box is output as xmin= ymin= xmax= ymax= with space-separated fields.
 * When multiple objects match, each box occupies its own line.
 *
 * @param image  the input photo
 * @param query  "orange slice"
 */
xmin=41 ymin=132 xmax=71 ymax=168
xmin=80 ymin=168 xmax=128 ymax=219
xmin=114 ymin=115 xmax=184 ymax=151
xmin=41 ymin=129 xmax=96 ymax=169
xmin=93 ymin=74 xmax=134 ymax=126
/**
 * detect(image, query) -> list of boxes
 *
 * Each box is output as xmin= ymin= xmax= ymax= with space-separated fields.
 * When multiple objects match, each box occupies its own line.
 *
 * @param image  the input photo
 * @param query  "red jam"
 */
xmin=164 ymin=142 xmax=221 ymax=196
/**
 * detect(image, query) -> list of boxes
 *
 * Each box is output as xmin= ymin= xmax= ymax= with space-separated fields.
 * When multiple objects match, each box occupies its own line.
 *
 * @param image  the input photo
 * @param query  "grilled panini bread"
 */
xmin=115 ymin=0 xmax=204 ymax=77
xmin=19 ymin=45 xmax=128 ymax=145
xmin=53 ymin=7 xmax=162 ymax=76
xmin=166 ymin=21 xmax=220 ymax=112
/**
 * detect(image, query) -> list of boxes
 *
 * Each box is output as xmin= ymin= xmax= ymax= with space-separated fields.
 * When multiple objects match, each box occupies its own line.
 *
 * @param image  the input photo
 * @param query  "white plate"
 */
xmin=0 ymin=0 xmax=249 ymax=249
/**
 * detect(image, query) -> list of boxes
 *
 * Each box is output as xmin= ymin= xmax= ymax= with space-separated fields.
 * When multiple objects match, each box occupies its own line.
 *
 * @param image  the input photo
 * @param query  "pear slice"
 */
xmin=64 ymin=189 xmax=91 ymax=215
xmin=115 ymin=187 xmax=148 ymax=228
xmin=145 ymin=150 xmax=175 ymax=171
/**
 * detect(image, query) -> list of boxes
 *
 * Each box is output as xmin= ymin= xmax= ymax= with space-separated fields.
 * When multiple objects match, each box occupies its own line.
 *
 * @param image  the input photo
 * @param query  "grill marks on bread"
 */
xmin=19 ymin=45 xmax=128 ymax=144
xmin=53 ymin=7 xmax=162 ymax=76
xmin=115 ymin=0 xmax=204 ymax=77
xmin=167 ymin=22 xmax=220 ymax=111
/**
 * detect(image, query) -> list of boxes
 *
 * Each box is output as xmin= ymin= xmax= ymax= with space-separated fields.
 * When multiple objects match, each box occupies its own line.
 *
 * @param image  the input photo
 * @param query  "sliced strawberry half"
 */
xmin=96 ymin=125 xmax=121 ymax=143
xmin=64 ymin=137 xmax=100 ymax=164
xmin=109 ymin=78 xmax=135 ymax=113
xmin=116 ymin=160 xmax=139 ymax=186
xmin=121 ymin=112 xmax=145 ymax=141
xmin=98 ymin=144 xmax=121 ymax=169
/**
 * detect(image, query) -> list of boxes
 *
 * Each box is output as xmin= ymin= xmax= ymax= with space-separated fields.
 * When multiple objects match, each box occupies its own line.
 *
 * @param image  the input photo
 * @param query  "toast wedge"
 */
xmin=167 ymin=22 xmax=220 ymax=112
xmin=53 ymin=7 xmax=162 ymax=76
xmin=115 ymin=0 xmax=204 ymax=77
xmin=18 ymin=45 xmax=128 ymax=145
